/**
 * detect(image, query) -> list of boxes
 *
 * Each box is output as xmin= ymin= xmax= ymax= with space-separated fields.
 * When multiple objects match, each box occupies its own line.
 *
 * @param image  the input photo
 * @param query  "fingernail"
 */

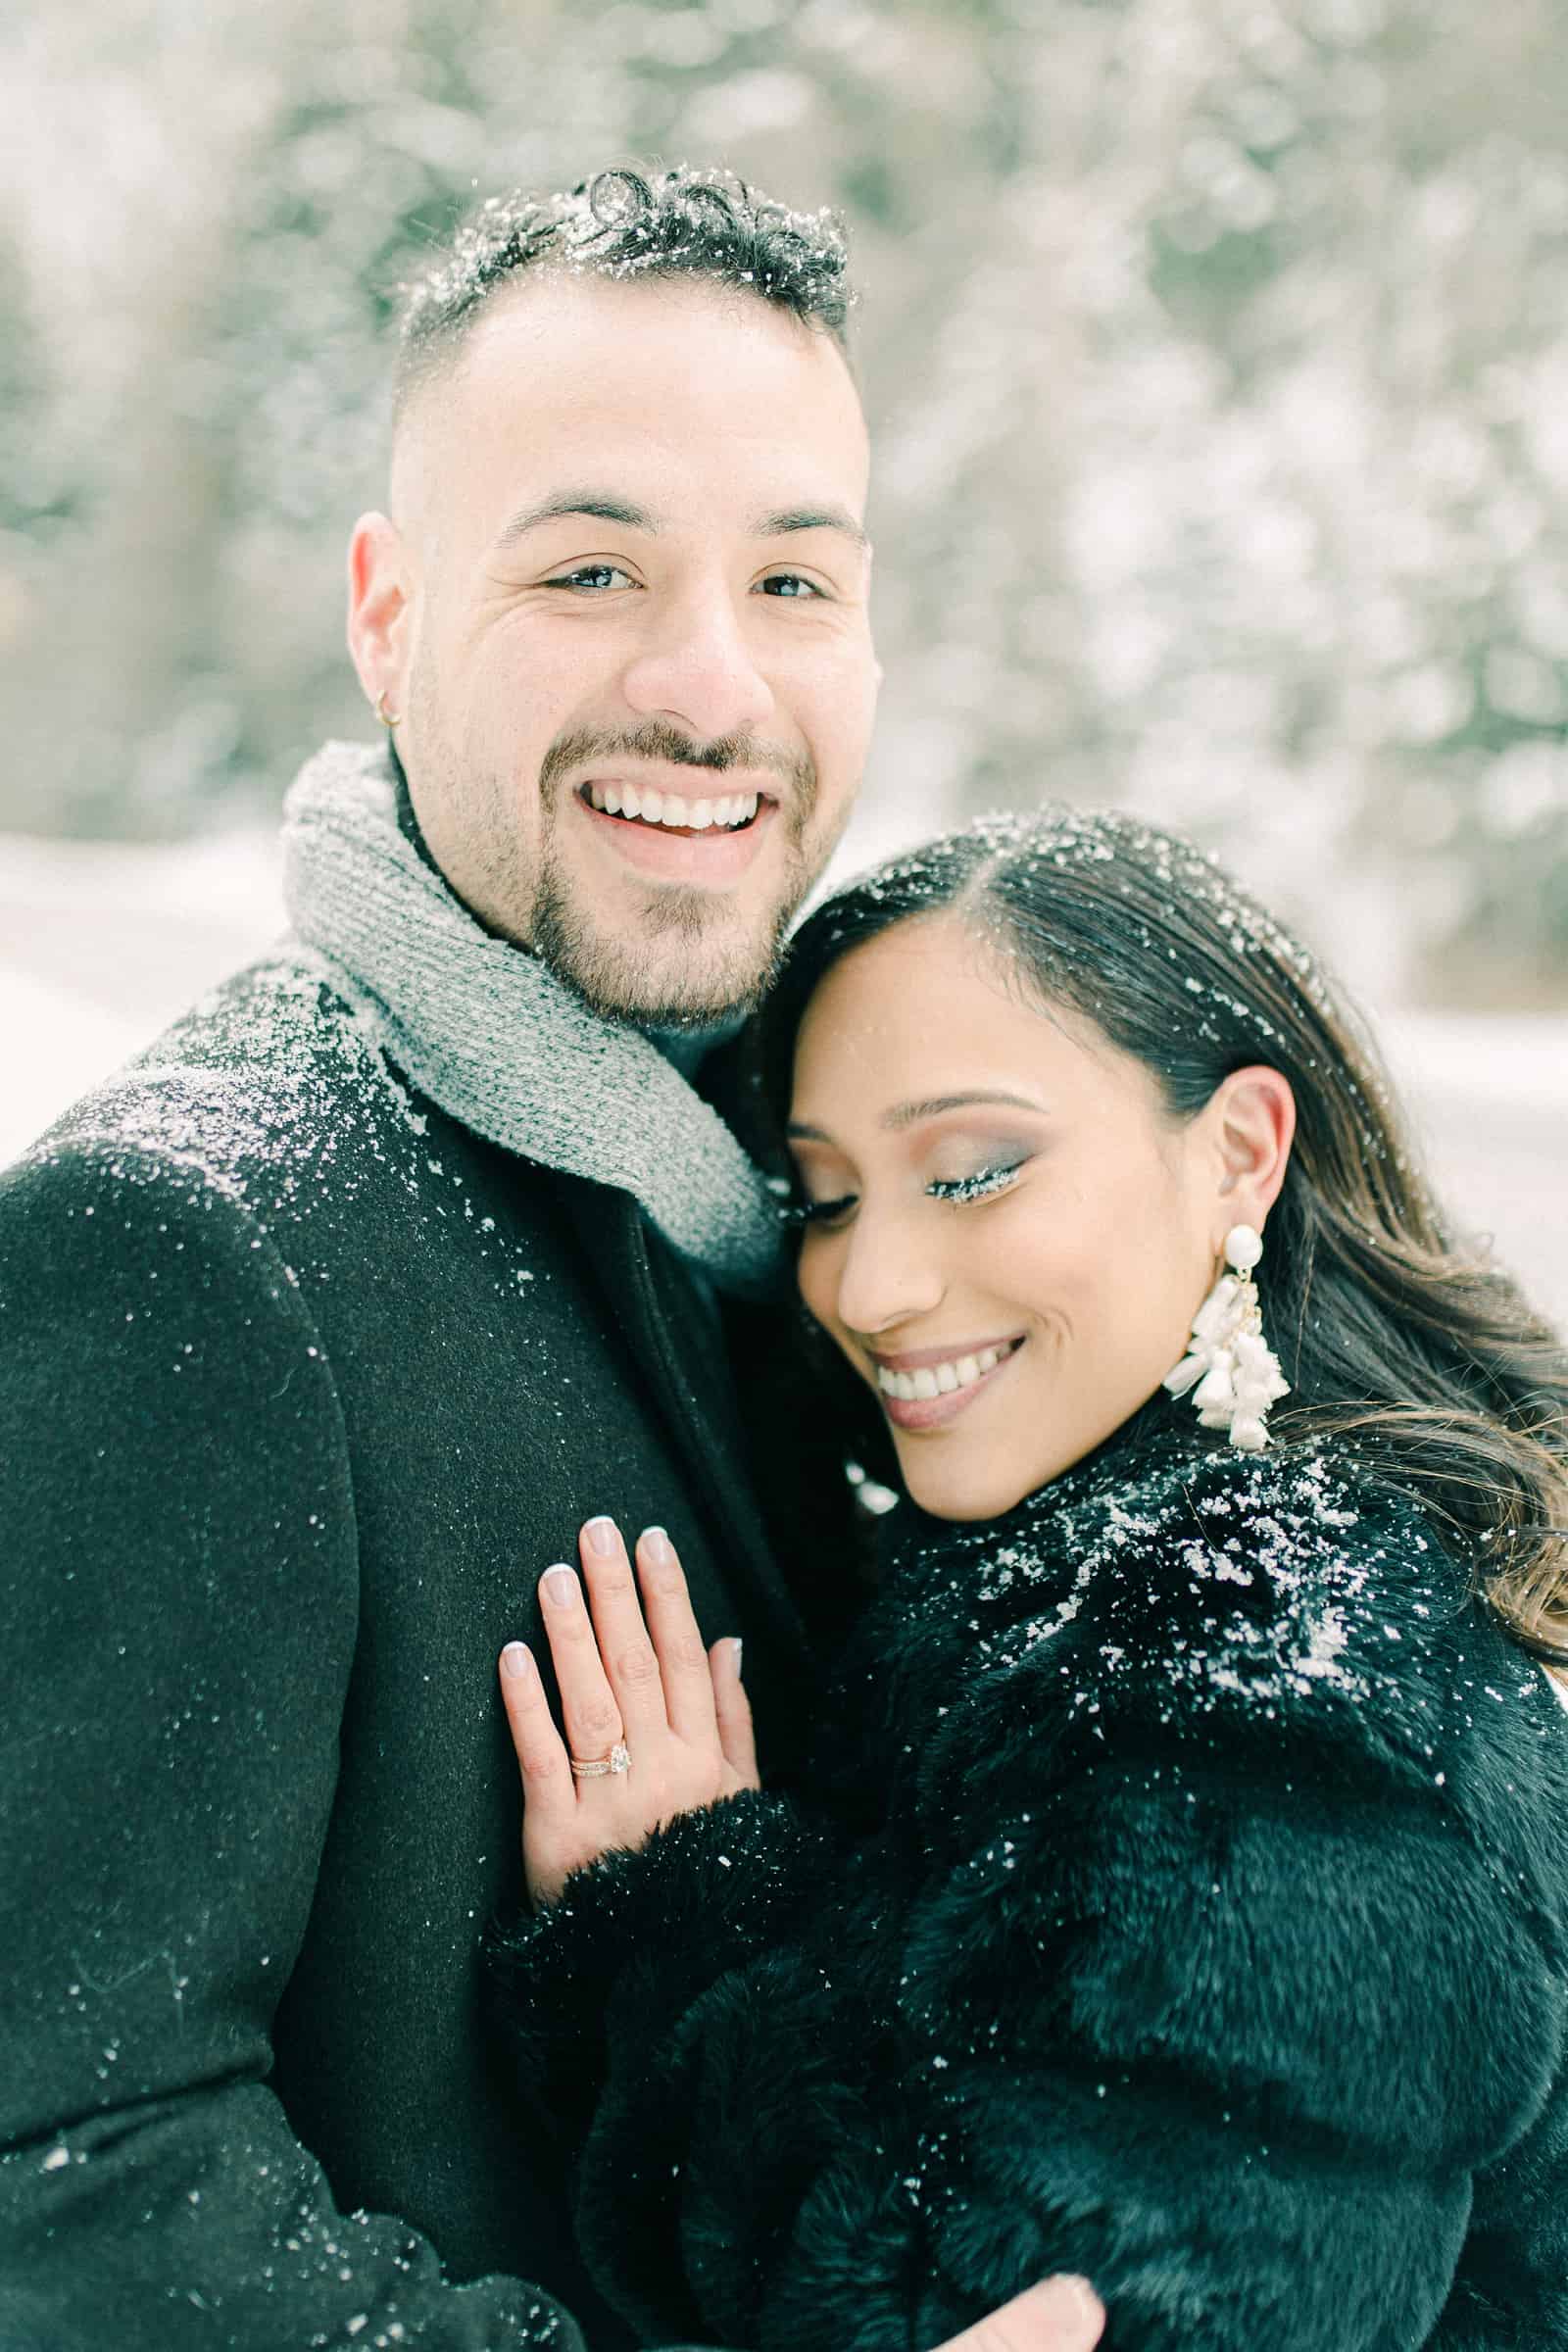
xmin=641 ymin=1526 xmax=672 ymax=1567
xmin=501 ymin=1642 xmax=532 ymax=1681
xmin=541 ymin=1565 xmax=578 ymax=1608
xmin=584 ymin=1515 xmax=616 ymax=1555
xmin=1033 ymin=2277 xmax=1102 ymax=2331
xmin=728 ymin=1637 xmax=744 ymax=1678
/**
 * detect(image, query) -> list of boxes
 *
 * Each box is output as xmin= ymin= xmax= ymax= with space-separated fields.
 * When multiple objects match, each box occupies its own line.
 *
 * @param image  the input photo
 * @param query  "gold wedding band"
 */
xmin=569 ymin=1742 xmax=631 ymax=1779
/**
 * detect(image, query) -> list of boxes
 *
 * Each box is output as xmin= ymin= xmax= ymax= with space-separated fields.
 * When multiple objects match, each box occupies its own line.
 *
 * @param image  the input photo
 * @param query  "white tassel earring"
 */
xmin=1163 ymin=1223 xmax=1290 ymax=1453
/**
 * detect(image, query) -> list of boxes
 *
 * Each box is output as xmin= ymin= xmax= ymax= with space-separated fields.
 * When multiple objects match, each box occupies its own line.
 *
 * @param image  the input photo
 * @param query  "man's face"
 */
xmin=349 ymin=271 xmax=877 ymax=1026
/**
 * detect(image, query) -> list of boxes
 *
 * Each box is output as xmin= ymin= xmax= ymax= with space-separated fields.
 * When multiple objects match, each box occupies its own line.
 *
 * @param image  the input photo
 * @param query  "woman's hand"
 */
xmin=499 ymin=1519 xmax=759 ymax=1908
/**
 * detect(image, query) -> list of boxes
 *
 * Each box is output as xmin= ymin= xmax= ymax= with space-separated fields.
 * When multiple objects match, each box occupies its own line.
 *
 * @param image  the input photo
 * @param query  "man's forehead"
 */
xmin=392 ymin=269 xmax=866 ymax=523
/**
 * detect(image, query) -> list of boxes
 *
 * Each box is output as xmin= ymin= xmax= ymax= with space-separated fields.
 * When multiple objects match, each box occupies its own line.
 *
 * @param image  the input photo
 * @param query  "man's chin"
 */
xmin=564 ymin=957 xmax=772 ymax=1033
xmin=532 ymin=919 xmax=780 ymax=1031
xmin=529 ymin=865 xmax=801 ymax=1031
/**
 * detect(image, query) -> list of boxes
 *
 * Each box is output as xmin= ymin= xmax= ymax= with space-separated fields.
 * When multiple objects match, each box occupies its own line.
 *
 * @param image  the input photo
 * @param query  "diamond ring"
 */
xmin=569 ymin=1741 xmax=631 ymax=1779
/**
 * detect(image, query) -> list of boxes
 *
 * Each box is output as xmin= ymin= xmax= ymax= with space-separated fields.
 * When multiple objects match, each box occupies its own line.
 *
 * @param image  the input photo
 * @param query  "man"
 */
xmin=0 ymin=169 xmax=1102 ymax=2350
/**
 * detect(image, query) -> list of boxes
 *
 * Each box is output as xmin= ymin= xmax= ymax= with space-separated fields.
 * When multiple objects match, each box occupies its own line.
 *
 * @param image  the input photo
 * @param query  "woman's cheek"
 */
xmin=796 ymin=1237 xmax=844 ymax=1343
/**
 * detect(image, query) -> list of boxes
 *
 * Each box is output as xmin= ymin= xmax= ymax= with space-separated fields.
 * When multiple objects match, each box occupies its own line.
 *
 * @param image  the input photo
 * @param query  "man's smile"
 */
xmin=579 ymin=777 xmax=769 ymax=833
xmin=573 ymin=774 xmax=781 ymax=884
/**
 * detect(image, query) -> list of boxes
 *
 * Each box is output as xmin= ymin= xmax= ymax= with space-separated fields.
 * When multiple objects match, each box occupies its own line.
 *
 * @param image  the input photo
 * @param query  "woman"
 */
xmin=489 ymin=808 xmax=1568 ymax=2351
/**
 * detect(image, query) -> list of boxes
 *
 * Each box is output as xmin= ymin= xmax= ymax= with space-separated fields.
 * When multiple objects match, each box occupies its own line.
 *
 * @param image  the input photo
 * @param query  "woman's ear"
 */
xmin=1203 ymin=1065 xmax=1296 ymax=1238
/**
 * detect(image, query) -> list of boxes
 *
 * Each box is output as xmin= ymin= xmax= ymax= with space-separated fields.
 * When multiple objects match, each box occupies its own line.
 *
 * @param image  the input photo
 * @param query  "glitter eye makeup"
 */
xmin=925 ymin=1158 xmax=1029 ymax=1205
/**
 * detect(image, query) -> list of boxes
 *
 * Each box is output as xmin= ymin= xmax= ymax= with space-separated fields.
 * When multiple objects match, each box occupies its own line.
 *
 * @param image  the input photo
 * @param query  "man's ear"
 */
xmin=1204 ymin=1065 xmax=1296 ymax=1239
xmin=346 ymin=512 xmax=413 ymax=715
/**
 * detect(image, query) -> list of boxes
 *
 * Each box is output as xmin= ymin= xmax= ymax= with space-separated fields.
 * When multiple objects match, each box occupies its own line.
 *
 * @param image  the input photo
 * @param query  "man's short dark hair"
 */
xmin=394 ymin=163 xmax=855 ymax=420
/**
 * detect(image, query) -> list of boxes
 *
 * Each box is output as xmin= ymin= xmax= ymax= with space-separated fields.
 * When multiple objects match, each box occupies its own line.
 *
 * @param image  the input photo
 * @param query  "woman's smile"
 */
xmin=870 ymin=1334 xmax=1027 ymax=1429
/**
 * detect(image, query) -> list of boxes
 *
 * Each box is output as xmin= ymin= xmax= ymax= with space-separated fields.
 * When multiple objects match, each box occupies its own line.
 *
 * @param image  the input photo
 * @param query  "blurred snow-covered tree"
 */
xmin=1 ymin=0 xmax=1565 ymax=1003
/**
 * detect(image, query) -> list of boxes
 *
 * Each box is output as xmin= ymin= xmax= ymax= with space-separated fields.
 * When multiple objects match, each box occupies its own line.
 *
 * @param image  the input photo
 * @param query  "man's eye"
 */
xmin=544 ymin=564 xmax=637 ymax=593
xmin=926 ymin=1161 xmax=1027 ymax=1206
xmin=757 ymin=572 xmax=822 ymax=599
xmin=781 ymin=1192 xmax=857 ymax=1231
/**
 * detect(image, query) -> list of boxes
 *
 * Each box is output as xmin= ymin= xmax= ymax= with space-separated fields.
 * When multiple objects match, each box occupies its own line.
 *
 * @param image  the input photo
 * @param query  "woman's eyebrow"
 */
xmin=882 ymin=1090 xmax=1048 ymax=1130
xmin=786 ymin=1090 xmax=1048 ymax=1144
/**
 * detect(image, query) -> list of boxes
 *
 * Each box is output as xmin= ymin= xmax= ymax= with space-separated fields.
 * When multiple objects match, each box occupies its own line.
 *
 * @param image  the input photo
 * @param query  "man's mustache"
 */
xmin=539 ymin=720 xmax=813 ymax=804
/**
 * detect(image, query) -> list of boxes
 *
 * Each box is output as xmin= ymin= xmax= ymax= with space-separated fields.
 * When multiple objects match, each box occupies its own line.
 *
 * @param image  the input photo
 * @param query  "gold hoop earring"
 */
xmin=375 ymin=690 xmax=401 ymax=729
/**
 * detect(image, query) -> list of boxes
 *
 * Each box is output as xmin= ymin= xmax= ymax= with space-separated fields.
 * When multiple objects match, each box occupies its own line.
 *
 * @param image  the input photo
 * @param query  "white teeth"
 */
xmin=877 ymin=1342 xmax=1018 ymax=1405
xmin=587 ymin=782 xmax=762 ymax=830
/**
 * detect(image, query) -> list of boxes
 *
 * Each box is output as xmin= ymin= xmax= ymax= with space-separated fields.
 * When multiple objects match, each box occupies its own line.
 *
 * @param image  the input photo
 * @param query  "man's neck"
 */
xmin=639 ymin=1013 xmax=748 ymax=1082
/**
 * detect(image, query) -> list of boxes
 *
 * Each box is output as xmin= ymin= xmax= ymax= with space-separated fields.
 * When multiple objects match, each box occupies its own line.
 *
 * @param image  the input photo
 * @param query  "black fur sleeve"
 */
xmin=561 ymin=1451 xmax=1568 ymax=2351
xmin=740 ymin=1451 xmax=1568 ymax=2351
xmin=488 ymin=1789 xmax=831 ymax=2145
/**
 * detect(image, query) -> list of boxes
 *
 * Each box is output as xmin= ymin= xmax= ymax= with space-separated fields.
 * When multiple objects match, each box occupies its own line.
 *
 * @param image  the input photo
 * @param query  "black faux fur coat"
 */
xmin=491 ymin=1425 xmax=1568 ymax=2352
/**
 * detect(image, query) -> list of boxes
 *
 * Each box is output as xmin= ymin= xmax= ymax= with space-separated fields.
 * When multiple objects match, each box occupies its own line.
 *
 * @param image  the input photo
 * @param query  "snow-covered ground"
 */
xmin=3 ymin=828 xmax=1566 ymax=1334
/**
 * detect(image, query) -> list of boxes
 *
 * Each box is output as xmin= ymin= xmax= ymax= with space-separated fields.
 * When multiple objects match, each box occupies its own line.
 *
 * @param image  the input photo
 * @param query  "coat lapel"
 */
xmin=556 ymin=1180 xmax=811 ymax=1673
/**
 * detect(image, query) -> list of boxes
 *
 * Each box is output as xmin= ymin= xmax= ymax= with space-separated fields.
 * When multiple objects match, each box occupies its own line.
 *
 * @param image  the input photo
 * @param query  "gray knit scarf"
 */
xmin=280 ymin=739 xmax=787 ymax=1298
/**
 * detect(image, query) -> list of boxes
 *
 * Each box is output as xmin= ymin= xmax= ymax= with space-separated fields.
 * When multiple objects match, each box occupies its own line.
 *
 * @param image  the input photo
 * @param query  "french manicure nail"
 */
xmin=541 ymin=1565 xmax=578 ymax=1608
xmin=729 ymin=1638 xmax=744 ymax=1678
xmin=501 ymin=1642 xmax=532 ymax=1681
xmin=1034 ymin=2277 xmax=1102 ymax=2331
xmin=584 ymin=1516 xmax=616 ymax=1555
xmin=641 ymin=1526 xmax=672 ymax=1567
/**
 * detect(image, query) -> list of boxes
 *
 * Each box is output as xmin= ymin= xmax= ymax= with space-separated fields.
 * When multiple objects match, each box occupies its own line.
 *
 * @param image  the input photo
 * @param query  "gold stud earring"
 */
xmin=374 ymin=689 xmax=401 ymax=729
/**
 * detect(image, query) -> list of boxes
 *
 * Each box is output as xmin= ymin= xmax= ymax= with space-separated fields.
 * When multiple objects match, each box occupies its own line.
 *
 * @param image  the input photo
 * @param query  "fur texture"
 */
xmin=493 ymin=1422 xmax=1568 ymax=2350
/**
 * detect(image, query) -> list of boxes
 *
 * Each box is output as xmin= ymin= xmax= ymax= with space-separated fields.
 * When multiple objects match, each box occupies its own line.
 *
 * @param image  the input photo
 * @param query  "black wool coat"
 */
xmin=493 ymin=1426 xmax=1568 ymax=2352
xmin=0 ymin=953 xmax=814 ymax=2352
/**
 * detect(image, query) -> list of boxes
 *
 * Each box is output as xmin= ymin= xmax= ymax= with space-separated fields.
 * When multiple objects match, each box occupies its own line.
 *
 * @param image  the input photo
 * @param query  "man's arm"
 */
xmin=0 ymin=1142 xmax=597 ymax=2349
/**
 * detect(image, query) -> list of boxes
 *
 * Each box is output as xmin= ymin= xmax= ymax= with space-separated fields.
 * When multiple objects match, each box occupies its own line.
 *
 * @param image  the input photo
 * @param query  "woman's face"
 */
xmin=788 ymin=914 xmax=1265 ymax=1521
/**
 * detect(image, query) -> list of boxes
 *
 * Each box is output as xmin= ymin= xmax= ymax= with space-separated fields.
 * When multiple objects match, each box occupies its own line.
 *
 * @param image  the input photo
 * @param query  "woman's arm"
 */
xmin=488 ymin=1522 xmax=1117 ymax=2352
xmin=498 ymin=1461 xmax=1568 ymax=2352
xmin=489 ymin=1519 xmax=841 ymax=2152
xmin=740 ymin=1460 xmax=1567 ymax=2352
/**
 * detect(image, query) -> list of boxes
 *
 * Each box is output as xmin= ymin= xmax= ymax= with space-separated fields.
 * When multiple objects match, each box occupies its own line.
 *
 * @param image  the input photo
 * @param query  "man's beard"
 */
xmin=404 ymin=668 xmax=849 ymax=1025
xmin=528 ymin=720 xmax=831 ymax=1030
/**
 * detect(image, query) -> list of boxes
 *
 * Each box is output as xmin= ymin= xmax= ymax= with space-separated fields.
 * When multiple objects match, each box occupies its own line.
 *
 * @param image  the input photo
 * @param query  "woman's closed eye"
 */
xmin=926 ymin=1158 xmax=1029 ymax=1205
xmin=781 ymin=1190 xmax=858 ymax=1230
xmin=784 ymin=1157 xmax=1032 ymax=1231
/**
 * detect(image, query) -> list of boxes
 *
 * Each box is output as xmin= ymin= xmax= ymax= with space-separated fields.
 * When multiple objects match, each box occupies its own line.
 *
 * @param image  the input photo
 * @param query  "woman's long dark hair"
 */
xmin=760 ymin=808 xmax=1568 ymax=1664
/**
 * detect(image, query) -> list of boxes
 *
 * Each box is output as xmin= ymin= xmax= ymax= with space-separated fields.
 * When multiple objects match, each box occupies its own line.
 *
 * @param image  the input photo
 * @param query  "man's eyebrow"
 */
xmin=494 ymin=492 xmax=660 ymax=547
xmin=786 ymin=1091 xmax=1048 ymax=1143
xmin=757 ymin=505 xmax=869 ymax=551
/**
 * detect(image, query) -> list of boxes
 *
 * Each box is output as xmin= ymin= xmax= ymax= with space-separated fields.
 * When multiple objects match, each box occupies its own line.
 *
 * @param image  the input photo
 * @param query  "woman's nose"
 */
xmin=834 ymin=1212 xmax=947 ymax=1340
xmin=620 ymin=586 xmax=776 ymax=743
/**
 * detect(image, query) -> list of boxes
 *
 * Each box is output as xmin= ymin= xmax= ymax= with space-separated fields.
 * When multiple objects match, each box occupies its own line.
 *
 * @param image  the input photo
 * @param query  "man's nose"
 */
xmin=834 ymin=1209 xmax=947 ymax=1341
xmin=619 ymin=584 xmax=776 ymax=743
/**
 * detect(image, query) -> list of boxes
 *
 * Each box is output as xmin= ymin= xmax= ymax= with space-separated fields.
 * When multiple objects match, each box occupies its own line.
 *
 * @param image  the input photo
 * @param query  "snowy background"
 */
xmin=1 ymin=0 xmax=1564 ymax=1328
